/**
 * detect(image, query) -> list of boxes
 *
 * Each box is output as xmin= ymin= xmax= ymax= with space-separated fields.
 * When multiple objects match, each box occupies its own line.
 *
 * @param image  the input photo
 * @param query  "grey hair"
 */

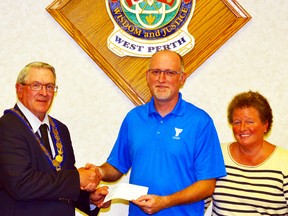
xmin=16 ymin=61 xmax=56 ymax=84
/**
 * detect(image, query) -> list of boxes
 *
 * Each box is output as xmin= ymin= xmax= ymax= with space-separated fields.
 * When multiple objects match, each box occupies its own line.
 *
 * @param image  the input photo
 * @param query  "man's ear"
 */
xmin=146 ymin=70 xmax=150 ymax=83
xmin=180 ymin=73 xmax=187 ymax=86
xmin=15 ymin=83 xmax=23 ymax=98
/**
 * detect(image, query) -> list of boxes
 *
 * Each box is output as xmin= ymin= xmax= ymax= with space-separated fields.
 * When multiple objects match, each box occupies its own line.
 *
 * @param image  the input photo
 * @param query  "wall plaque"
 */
xmin=46 ymin=0 xmax=251 ymax=105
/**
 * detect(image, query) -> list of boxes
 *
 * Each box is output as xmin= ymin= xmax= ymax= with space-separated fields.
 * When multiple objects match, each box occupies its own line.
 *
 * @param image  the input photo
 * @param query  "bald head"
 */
xmin=149 ymin=50 xmax=184 ymax=72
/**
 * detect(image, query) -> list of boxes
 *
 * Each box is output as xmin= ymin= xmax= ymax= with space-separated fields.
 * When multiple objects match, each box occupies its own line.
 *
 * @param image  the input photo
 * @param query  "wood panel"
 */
xmin=46 ymin=0 xmax=251 ymax=105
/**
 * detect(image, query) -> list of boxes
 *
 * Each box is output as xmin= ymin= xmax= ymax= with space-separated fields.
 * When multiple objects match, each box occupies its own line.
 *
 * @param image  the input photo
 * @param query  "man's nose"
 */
xmin=158 ymin=71 xmax=167 ymax=81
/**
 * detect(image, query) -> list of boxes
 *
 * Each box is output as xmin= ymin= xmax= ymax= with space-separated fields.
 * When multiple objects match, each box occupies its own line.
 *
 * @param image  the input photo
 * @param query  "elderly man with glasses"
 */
xmin=0 ymin=62 xmax=102 ymax=216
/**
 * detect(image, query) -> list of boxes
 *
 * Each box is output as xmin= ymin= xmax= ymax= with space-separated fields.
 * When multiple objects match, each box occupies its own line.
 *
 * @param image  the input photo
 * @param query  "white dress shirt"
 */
xmin=17 ymin=101 xmax=56 ymax=157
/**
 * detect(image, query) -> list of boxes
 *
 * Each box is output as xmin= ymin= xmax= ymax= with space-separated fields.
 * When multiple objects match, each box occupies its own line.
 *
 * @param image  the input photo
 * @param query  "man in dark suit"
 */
xmin=0 ymin=62 xmax=102 ymax=216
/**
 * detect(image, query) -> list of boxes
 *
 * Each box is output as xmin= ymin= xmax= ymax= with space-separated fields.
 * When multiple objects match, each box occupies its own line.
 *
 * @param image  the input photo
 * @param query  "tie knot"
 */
xmin=40 ymin=124 xmax=48 ymax=134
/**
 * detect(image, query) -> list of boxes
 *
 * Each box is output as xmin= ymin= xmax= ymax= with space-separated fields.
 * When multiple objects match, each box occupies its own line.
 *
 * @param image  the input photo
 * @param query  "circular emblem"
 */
xmin=106 ymin=0 xmax=195 ymax=57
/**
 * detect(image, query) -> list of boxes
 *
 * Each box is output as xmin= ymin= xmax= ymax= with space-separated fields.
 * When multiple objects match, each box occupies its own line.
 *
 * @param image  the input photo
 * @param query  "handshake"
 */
xmin=78 ymin=164 xmax=110 ymax=208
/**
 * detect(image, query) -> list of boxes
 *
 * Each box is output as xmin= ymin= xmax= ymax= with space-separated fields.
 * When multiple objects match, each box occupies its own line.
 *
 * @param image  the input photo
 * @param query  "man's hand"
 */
xmin=78 ymin=166 xmax=102 ymax=191
xmin=90 ymin=186 xmax=111 ymax=208
xmin=131 ymin=195 xmax=168 ymax=215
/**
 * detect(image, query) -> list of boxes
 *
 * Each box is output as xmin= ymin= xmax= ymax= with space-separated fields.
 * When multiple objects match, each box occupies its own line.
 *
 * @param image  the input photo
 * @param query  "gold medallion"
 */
xmin=53 ymin=160 xmax=60 ymax=167
xmin=56 ymin=155 xmax=63 ymax=162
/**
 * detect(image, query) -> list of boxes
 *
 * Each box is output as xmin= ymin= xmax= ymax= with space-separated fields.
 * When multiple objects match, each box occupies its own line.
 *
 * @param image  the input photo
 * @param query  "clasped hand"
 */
xmin=78 ymin=164 xmax=111 ymax=209
xmin=78 ymin=166 xmax=102 ymax=191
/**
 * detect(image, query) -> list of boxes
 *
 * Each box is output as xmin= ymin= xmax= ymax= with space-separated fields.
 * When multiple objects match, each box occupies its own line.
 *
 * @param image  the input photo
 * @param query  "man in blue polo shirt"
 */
xmin=91 ymin=50 xmax=226 ymax=215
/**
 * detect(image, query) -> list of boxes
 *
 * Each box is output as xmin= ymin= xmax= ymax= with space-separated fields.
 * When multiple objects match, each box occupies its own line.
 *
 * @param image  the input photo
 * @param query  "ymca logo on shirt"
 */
xmin=173 ymin=127 xmax=183 ymax=140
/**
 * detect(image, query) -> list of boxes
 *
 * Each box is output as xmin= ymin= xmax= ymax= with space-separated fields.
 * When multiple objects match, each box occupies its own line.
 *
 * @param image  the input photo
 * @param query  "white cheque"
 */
xmin=103 ymin=183 xmax=149 ymax=202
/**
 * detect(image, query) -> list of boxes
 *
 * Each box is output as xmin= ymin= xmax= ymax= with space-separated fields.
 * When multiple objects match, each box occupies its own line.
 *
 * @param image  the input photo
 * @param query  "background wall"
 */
xmin=0 ymin=0 xmax=287 ymax=215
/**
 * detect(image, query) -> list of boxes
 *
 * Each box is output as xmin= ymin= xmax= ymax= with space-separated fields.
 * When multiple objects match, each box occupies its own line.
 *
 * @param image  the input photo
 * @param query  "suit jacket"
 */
xmin=0 ymin=105 xmax=99 ymax=216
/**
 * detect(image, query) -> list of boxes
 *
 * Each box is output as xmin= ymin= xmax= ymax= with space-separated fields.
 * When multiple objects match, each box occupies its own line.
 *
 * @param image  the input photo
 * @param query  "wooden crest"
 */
xmin=47 ymin=0 xmax=251 ymax=105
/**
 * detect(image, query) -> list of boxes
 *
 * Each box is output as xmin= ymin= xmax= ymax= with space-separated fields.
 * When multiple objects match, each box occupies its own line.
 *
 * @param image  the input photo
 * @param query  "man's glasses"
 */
xmin=22 ymin=82 xmax=58 ymax=93
xmin=147 ymin=69 xmax=183 ymax=77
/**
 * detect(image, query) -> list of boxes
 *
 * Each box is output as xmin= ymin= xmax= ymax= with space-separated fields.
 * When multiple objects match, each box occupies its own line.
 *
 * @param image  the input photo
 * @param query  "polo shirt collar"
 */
xmin=148 ymin=93 xmax=185 ymax=117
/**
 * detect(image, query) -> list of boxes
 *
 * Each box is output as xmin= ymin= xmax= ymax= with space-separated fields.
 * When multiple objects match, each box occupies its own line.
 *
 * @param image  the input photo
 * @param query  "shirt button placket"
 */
xmin=156 ymin=120 xmax=164 ymax=135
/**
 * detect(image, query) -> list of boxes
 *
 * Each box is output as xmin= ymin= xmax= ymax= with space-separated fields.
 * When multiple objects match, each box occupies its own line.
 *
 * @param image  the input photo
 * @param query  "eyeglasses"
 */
xmin=147 ymin=69 xmax=183 ymax=77
xmin=22 ymin=82 xmax=58 ymax=93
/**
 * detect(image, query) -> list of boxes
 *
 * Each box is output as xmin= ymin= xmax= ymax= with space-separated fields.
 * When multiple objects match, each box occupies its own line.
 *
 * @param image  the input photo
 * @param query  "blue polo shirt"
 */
xmin=107 ymin=93 xmax=226 ymax=216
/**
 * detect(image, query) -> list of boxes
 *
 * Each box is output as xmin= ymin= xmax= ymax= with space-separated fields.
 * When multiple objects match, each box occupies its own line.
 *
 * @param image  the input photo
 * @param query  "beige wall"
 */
xmin=0 ymin=0 xmax=287 ymax=215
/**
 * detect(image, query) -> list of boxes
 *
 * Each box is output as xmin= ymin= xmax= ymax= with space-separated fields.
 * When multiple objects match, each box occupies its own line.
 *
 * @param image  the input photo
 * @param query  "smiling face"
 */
xmin=232 ymin=107 xmax=268 ymax=147
xmin=146 ymin=50 xmax=186 ymax=104
xmin=16 ymin=67 xmax=56 ymax=121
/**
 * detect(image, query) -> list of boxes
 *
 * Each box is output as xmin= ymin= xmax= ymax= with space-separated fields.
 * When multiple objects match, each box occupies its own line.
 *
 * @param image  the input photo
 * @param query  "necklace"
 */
xmin=6 ymin=108 xmax=64 ymax=171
